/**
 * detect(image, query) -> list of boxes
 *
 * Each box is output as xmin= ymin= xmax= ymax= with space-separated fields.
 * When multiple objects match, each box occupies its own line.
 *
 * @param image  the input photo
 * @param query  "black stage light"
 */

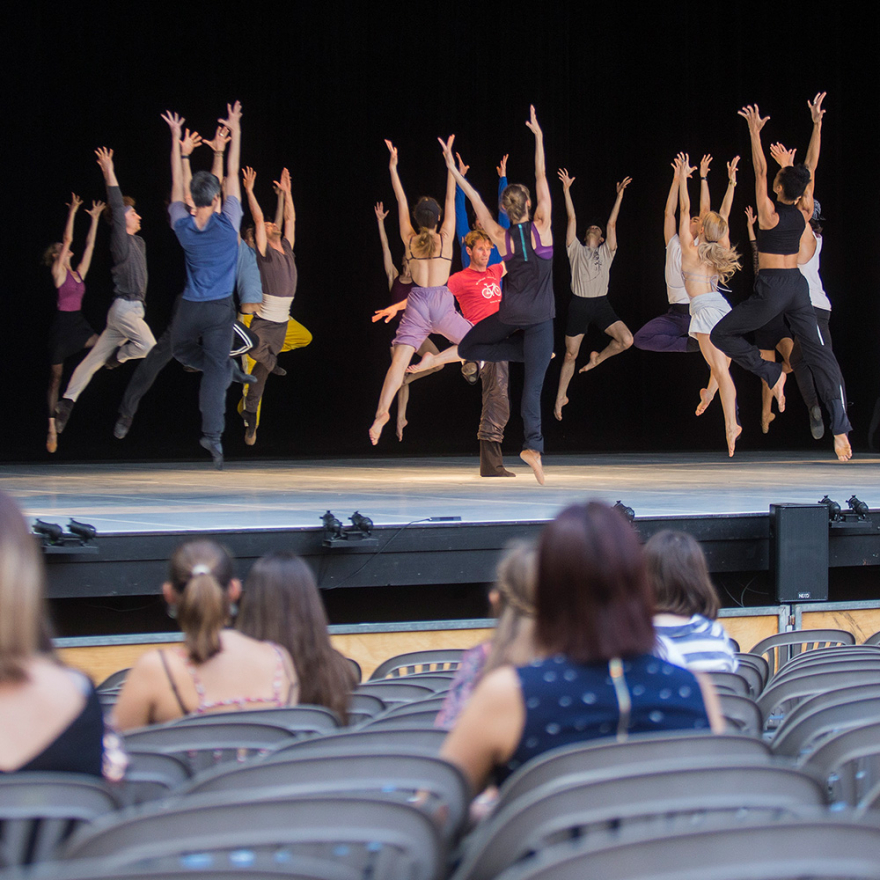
xmin=33 ymin=520 xmax=64 ymax=542
xmin=68 ymin=519 xmax=97 ymax=540
xmin=818 ymin=495 xmax=841 ymax=522
xmin=350 ymin=511 xmax=374 ymax=534
xmin=847 ymin=495 xmax=870 ymax=519
xmin=613 ymin=501 xmax=635 ymax=522
xmin=321 ymin=510 xmax=344 ymax=540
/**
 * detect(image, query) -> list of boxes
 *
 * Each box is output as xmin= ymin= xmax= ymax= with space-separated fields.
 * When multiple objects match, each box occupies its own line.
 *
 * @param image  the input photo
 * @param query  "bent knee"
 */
xmin=620 ymin=332 xmax=634 ymax=350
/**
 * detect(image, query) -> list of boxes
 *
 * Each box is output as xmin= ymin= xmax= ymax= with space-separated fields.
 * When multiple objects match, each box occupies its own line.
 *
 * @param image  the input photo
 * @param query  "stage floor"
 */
xmin=4 ymin=451 xmax=880 ymax=534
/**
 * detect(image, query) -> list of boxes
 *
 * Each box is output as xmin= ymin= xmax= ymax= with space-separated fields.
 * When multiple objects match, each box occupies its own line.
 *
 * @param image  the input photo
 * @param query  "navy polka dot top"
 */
xmin=500 ymin=654 xmax=710 ymax=783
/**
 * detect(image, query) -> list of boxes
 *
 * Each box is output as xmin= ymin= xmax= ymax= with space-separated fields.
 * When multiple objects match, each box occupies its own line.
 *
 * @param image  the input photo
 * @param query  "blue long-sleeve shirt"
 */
xmin=456 ymin=174 xmax=509 ymax=268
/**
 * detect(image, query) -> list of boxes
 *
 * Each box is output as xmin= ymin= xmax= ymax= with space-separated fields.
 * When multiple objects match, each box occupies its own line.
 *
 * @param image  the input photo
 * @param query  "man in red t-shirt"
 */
xmin=448 ymin=231 xmax=513 ymax=477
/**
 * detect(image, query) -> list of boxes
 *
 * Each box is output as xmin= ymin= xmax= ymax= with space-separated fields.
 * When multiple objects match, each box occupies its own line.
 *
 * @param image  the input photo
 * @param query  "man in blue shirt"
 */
xmin=163 ymin=103 xmax=244 ymax=469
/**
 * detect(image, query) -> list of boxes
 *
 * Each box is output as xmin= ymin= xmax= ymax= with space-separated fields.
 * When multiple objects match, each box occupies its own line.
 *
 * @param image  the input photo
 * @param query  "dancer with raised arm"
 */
xmin=409 ymin=107 xmax=554 ymax=484
xmin=53 ymin=148 xmax=156 ymax=436
xmin=371 ymin=201 xmax=443 ymax=442
xmin=675 ymin=154 xmax=742 ymax=456
xmin=554 ymin=169 xmax=632 ymax=421
xmin=165 ymin=103 xmax=245 ymax=469
xmin=44 ymin=194 xmax=103 ymax=452
xmin=454 ymin=152 xmax=510 ymax=266
xmin=368 ymin=141 xmax=470 ymax=446
xmin=710 ymin=94 xmax=851 ymax=461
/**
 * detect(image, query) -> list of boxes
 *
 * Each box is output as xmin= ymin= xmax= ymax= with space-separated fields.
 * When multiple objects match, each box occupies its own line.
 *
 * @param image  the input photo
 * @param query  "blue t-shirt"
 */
xmin=170 ymin=197 xmax=243 ymax=302
xmin=236 ymin=240 xmax=263 ymax=306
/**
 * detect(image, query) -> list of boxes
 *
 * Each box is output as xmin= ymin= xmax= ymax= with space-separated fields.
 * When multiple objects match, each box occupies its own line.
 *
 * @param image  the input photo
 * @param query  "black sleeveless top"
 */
xmin=500 ymin=223 xmax=556 ymax=326
xmin=755 ymin=202 xmax=805 ymax=256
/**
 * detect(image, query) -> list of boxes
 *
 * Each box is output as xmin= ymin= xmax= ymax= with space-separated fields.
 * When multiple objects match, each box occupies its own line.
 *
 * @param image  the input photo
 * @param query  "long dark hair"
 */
xmin=237 ymin=552 xmax=355 ymax=722
xmin=644 ymin=530 xmax=720 ymax=619
xmin=536 ymin=502 xmax=655 ymax=663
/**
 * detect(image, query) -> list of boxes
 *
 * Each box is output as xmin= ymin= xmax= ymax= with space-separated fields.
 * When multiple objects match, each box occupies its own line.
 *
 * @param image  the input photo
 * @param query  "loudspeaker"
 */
xmin=769 ymin=503 xmax=829 ymax=602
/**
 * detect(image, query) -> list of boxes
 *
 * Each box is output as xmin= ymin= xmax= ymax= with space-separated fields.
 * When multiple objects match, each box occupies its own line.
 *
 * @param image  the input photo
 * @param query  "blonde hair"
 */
xmin=698 ymin=212 xmax=741 ymax=284
xmin=483 ymin=541 xmax=538 ymax=677
xmin=501 ymin=184 xmax=531 ymax=223
xmin=169 ymin=540 xmax=235 ymax=664
xmin=0 ymin=491 xmax=51 ymax=682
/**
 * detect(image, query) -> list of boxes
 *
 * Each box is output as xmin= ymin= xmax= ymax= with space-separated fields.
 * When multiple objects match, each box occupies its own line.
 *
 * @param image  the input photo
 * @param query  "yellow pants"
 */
xmin=237 ymin=315 xmax=313 ymax=426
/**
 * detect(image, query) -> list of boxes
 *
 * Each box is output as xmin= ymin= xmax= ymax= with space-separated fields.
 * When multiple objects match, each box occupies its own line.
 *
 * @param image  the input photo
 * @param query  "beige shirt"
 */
xmin=567 ymin=240 xmax=615 ymax=299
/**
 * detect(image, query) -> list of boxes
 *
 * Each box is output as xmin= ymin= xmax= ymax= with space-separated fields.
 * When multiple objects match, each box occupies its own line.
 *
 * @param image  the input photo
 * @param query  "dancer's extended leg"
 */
xmin=406 ymin=344 xmax=462 ymax=375
xmin=579 ymin=320 xmax=633 ymax=374
xmin=696 ymin=371 xmax=719 ymax=417
xmin=371 ymin=343 xmax=415 ymax=445
xmin=697 ymin=334 xmax=741 ymax=458
xmin=554 ymin=333 xmax=584 ymax=421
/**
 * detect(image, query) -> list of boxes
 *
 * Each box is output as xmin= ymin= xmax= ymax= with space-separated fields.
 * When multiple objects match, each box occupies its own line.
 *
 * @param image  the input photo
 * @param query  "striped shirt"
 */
xmin=653 ymin=614 xmax=738 ymax=672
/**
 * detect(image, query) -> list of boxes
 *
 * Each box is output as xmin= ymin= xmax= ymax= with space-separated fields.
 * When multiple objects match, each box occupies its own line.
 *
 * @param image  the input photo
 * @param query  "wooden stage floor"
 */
xmin=5 ymin=451 xmax=880 ymax=535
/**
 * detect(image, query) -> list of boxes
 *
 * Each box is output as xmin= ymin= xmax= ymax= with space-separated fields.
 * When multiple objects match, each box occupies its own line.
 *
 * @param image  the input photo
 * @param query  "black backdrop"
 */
xmin=5 ymin=2 xmax=879 ymax=464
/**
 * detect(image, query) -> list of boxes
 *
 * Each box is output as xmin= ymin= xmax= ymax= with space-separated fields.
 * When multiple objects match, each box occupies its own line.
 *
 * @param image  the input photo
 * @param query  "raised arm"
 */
xmin=738 ymin=104 xmax=775 ymax=227
xmin=718 ymin=156 xmax=739 ymax=222
xmin=273 ymin=183 xmax=284 ymax=227
xmin=497 ymin=153 xmax=510 ymax=230
xmin=440 ymin=165 xmax=457 ymax=246
xmin=180 ymin=128 xmax=202 ymax=210
xmin=557 ymin=168 xmax=577 ymax=246
xmin=76 ymin=200 xmax=106 ymax=279
xmin=676 ymin=153 xmax=698 ymax=251
xmin=375 ymin=201 xmax=399 ymax=289
xmin=385 ymin=140 xmax=416 ymax=245
xmin=744 ymin=205 xmax=759 ymax=276
xmin=605 ymin=176 xmax=632 ymax=253
xmin=438 ymin=136 xmax=505 ymax=246
xmin=96 ymin=147 xmax=130 ymax=264
xmin=242 ymin=167 xmax=267 ymax=256
xmin=454 ymin=152 xmax=471 ymax=246
xmin=526 ymin=106 xmax=551 ymax=231
xmin=161 ymin=111 xmax=185 ymax=204
xmin=664 ymin=164 xmax=679 ymax=245
xmin=276 ymin=167 xmax=295 ymax=248
xmin=220 ymin=101 xmax=242 ymax=202
xmin=800 ymin=91 xmax=825 ymax=218
xmin=203 ymin=126 xmax=229 ymax=184
xmin=699 ymin=154 xmax=712 ymax=217
xmin=53 ymin=194 xmax=81 ymax=285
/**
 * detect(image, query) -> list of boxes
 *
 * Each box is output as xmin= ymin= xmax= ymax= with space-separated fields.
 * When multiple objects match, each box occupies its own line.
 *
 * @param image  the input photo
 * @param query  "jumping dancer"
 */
xmin=53 ymin=148 xmax=156 ymax=436
xmin=675 ymin=154 xmax=742 ymax=456
xmin=410 ymin=107 xmax=554 ymax=485
xmin=710 ymin=94 xmax=851 ymax=461
xmin=44 ymin=194 xmax=103 ymax=452
xmin=368 ymin=141 xmax=470 ymax=446
xmin=454 ymin=152 xmax=509 ymax=266
xmin=554 ymin=169 xmax=632 ymax=421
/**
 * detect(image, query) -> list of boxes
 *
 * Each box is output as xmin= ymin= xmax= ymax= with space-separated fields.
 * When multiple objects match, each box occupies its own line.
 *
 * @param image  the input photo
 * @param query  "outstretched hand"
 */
xmin=616 ymin=176 xmax=633 ymax=194
xmin=727 ymin=156 xmax=740 ymax=183
xmin=744 ymin=205 xmax=757 ymax=227
xmin=86 ymin=199 xmax=106 ymax=219
xmin=808 ymin=91 xmax=827 ymax=124
xmin=557 ymin=168 xmax=575 ymax=190
xmin=219 ymin=101 xmax=242 ymax=132
xmin=242 ymin=166 xmax=256 ymax=192
xmin=160 ymin=111 xmax=184 ymax=137
xmin=372 ymin=305 xmax=399 ymax=324
xmin=203 ymin=125 xmax=230 ymax=152
xmin=274 ymin=167 xmax=291 ymax=195
xmin=496 ymin=154 xmax=509 ymax=177
xmin=738 ymin=104 xmax=770 ymax=133
xmin=66 ymin=193 xmax=83 ymax=212
xmin=437 ymin=135 xmax=456 ymax=170
xmin=95 ymin=147 xmax=114 ymax=174
xmin=384 ymin=139 xmax=398 ymax=168
xmin=455 ymin=152 xmax=470 ymax=177
xmin=525 ymin=104 xmax=542 ymax=136
xmin=180 ymin=128 xmax=202 ymax=155
xmin=675 ymin=152 xmax=696 ymax=178
xmin=374 ymin=201 xmax=389 ymax=221
xmin=769 ymin=142 xmax=796 ymax=168
xmin=700 ymin=154 xmax=712 ymax=178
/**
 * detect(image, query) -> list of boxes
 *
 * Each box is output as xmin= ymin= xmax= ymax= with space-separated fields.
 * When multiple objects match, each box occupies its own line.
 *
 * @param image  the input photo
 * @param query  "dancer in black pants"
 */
xmin=409 ymin=107 xmax=554 ymax=485
xmin=710 ymin=94 xmax=851 ymax=461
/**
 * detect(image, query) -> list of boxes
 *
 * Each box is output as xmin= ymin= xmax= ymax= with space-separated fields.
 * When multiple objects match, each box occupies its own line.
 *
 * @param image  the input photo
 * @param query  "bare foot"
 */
xmin=46 ymin=419 xmax=57 ymax=454
xmin=727 ymin=424 xmax=743 ymax=458
xmin=695 ymin=387 xmax=715 ymax=417
xmin=369 ymin=412 xmax=389 ymax=446
xmin=396 ymin=417 xmax=407 ymax=442
xmin=554 ymin=396 xmax=568 ymax=421
xmin=406 ymin=352 xmax=437 ymax=375
xmin=770 ymin=371 xmax=786 ymax=413
xmin=834 ymin=434 xmax=853 ymax=462
xmin=761 ymin=412 xmax=776 ymax=434
xmin=578 ymin=351 xmax=601 ymax=374
xmin=520 ymin=449 xmax=545 ymax=485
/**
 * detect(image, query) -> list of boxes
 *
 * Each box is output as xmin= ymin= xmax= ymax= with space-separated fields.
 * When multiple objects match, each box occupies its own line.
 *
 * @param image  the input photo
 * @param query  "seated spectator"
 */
xmin=436 ymin=541 xmax=537 ymax=729
xmin=441 ymin=502 xmax=724 ymax=792
xmin=236 ymin=552 xmax=356 ymax=723
xmin=0 ymin=490 xmax=104 ymax=775
xmin=645 ymin=530 xmax=739 ymax=672
xmin=113 ymin=540 xmax=297 ymax=730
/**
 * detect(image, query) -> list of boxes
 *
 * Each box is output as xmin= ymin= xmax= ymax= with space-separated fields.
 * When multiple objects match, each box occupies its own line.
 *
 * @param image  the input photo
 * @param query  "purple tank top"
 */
xmin=57 ymin=271 xmax=85 ymax=312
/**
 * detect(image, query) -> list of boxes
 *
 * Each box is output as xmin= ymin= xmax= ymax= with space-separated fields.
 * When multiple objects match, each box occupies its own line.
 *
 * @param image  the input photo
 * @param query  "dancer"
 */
xmin=44 ymin=194 xmax=103 ymax=452
xmin=710 ymin=94 xmax=852 ymax=461
xmin=239 ymin=166 xmax=297 ymax=446
xmin=454 ymin=152 xmax=509 ymax=266
xmin=770 ymin=141 xmax=838 ymax=442
xmin=165 ymin=103 xmax=244 ymax=469
xmin=368 ymin=140 xmax=471 ymax=446
xmin=554 ymin=169 xmax=632 ymax=421
xmin=372 ymin=201 xmax=443 ymax=442
xmin=410 ymin=107 xmax=554 ymax=485
xmin=53 ymin=148 xmax=157 ymax=436
xmin=675 ymin=154 xmax=742 ymax=457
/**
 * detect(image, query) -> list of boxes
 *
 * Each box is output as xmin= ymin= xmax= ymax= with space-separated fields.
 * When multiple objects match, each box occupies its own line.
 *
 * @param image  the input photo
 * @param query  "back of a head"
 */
xmin=237 ymin=552 xmax=353 ymax=720
xmin=644 ymin=530 xmax=720 ymax=619
xmin=501 ymin=184 xmax=530 ymax=223
xmin=410 ymin=197 xmax=441 ymax=259
xmin=778 ymin=164 xmax=811 ymax=201
xmin=169 ymin=540 xmax=234 ymax=664
xmin=0 ymin=491 xmax=50 ymax=682
xmin=536 ymin=502 xmax=655 ymax=663
xmin=698 ymin=211 xmax=741 ymax=284
xmin=190 ymin=171 xmax=221 ymax=208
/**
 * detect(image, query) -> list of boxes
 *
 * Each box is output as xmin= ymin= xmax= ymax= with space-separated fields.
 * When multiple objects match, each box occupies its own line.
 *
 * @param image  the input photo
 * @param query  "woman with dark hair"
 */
xmin=645 ymin=530 xmax=738 ymax=672
xmin=441 ymin=502 xmax=724 ymax=792
xmin=236 ymin=552 xmax=356 ymax=723
xmin=113 ymin=540 xmax=297 ymax=730
xmin=43 ymin=194 xmax=104 ymax=453
xmin=0 ymin=490 xmax=104 ymax=775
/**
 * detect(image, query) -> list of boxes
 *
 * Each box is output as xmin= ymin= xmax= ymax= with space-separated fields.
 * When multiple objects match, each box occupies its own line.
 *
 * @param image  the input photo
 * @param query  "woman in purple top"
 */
xmin=42 ymin=194 xmax=104 ymax=453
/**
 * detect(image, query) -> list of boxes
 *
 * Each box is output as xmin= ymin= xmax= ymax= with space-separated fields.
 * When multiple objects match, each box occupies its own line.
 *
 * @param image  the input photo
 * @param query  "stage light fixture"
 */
xmin=350 ymin=511 xmax=374 ymax=534
xmin=32 ymin=518 xmax=99 ymax=554
xmin=321 ymin=511 xmax=345 ymax=540
xmin=68 ymin=518 xmax=97 ymax=540
xmin=33 ymin=520 xmax=64 ymax=542
xmin=818 ymin=495 xmax=842 ymax=522
xmin=613 ymin=501 xmax=635 ymax=522
xmin=847 ymin=495 xmax=870 ymax=519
